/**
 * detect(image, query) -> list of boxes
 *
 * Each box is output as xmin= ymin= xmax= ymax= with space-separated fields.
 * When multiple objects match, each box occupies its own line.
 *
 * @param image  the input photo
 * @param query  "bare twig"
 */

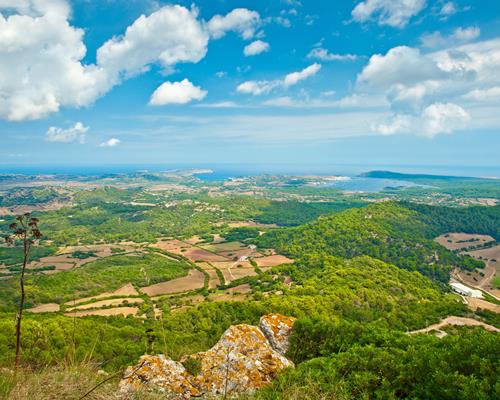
xmin=78 ymin=360 xmax=149 ymax=400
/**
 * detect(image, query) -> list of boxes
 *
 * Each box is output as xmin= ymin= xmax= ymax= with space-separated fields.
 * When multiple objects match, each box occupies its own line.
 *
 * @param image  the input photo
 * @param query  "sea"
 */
xmin=1 ymin=163 xmax=499 ymax=193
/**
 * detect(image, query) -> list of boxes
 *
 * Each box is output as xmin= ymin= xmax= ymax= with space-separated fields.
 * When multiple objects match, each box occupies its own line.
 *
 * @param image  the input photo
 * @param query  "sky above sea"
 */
xmin=1 ymin=0 xmax=500 ymax=167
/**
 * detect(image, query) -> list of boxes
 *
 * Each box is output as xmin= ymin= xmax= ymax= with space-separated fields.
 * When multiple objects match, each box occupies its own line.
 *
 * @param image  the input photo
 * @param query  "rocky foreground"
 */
xmin=119 ymin=314 xmax=296 ymax=399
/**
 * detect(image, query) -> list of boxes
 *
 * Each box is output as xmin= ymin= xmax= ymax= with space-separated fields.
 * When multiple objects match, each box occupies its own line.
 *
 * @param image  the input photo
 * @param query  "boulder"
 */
xmin=188 ymin=323 xmax=293 ymax=397
xmin=258 ymin=313 xmax=297 ymax=356
xmin=119 ymin=314 xmax=296 ymax=398
xmin=119 ymin=354 xmax=200 ymax=399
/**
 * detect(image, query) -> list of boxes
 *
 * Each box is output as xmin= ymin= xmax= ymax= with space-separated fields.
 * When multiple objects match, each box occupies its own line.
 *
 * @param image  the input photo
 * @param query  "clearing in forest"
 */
xmin=435 ymin=233 xmax=495 ymax=251
xmin=254 ymin=255 xmax=294 ymax=268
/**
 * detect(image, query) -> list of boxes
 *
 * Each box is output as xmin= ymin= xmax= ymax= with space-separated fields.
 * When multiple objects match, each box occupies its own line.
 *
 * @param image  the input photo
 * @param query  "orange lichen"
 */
xmin=119 ymin=314 xmax=297 ymax=398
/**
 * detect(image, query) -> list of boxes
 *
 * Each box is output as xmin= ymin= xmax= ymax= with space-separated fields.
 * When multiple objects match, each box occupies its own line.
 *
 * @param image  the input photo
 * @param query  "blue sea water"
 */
xmin=0 ymin=163 xmax=498 ymax=192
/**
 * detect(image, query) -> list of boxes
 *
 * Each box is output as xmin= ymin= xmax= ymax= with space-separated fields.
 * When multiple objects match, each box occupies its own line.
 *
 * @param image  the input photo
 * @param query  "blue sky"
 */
xmin=1 ymin=0 xmax=499 ymax=171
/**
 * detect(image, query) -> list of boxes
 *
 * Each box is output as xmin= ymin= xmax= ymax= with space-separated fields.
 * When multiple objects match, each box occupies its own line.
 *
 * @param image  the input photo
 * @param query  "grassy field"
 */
xmin=0 ymin=252 xmax=190 ymax=310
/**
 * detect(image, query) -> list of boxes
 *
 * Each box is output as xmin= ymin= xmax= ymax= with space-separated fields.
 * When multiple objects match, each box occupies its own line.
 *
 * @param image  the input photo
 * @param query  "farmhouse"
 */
xmin=450 ymin=282 xmax=483 ymax=298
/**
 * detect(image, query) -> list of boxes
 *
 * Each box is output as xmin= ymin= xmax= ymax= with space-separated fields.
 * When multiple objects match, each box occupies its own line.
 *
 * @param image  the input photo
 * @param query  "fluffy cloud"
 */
xmin=45 ymin=122 xmax=88 ymax=143
xmin=283 ymin=63 xmax=321 ymax=87
xmin=237 ymin=80 xmax=279 ymax=96
xmin=358 ymin=46 xmax=444 ymax=89
xmin=358 ymin=38 xmax=500 ymax=136
xmin=307 ymin=48 xmax=358 ymax=62
xmin=99 ymin=138 xmax=121 ymax=147
xmin=0 ymin=2 xmax=257 ymax=121
xmin=351 ymin=0 xmax=426 ymax=28
xmin=374 ymin=103 xmax=470 ymax=137
xmin=206 ymin=8 xmax=260 ymax=40
xmin=96 ymin=5 xmax=208 ymax=81
xmin=420 ymin=26 xmax=480 ymax=48
xmin=243 ymin=40 xmax=270 ymax=56
xmin=149 ymin=79 xmax=207 ymax=105
xmin=422 ymin=102 xmax=470 ymax=136
xmin=237 ymin=64 xmax=321 ymax=95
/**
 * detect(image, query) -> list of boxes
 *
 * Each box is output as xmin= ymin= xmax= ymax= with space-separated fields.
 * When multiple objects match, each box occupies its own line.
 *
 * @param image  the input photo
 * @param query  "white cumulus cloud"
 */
xmin=45 ymin=122 xmax=89 ymax=143
xmin=283 ymin=63 xmax=321 ymax=87
xmin=149 ymin=79 xmax=207 ymax=105
xmin=351 ymin=0 xmax=426 ymax=28
xmin=243 ymin=40 xmax=270 ymax=56
xmin=374 ymin=103 xmax=469 ymax=137
xmin=206 ymin=8 xmax=260 ymax=40
xmin=99 ymin=138 xmax=121 ymax=147
xmin=0 ymin=1 xmax=259 ymax=121
xmin=237 ymin=63 xmax=321 ymax=95
xmin=421 ymin=102 xmax=470 ymax=136
xmin=308 ymin=48 xmax=358 ymax=62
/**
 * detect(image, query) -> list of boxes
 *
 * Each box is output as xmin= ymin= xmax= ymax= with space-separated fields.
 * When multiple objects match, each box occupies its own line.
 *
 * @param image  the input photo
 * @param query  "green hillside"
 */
xmin=257 ymin=202 xmax=488 ymax=283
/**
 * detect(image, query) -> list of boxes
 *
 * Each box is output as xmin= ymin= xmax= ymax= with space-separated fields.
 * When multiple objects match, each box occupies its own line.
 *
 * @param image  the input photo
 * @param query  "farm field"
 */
xmin=17 ymin=231 xmax=296 ymax=318
xmin=435 ymin=232 xmax=495 ymax=251
xmin=140 ymin=268 xmax=206 ymax=296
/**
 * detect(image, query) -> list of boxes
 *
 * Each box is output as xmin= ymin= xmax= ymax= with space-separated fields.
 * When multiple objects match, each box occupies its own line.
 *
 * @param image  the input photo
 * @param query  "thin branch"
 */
xmin=78 ymin=361 xmax=149 ymax=400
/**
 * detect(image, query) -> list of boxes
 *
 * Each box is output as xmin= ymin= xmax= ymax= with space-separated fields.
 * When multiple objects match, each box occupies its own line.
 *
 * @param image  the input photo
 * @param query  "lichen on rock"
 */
xmin=258 ymin=314 xmax=297 ymax=356
xmin=119 ymin=314 xmax=296 ymax=398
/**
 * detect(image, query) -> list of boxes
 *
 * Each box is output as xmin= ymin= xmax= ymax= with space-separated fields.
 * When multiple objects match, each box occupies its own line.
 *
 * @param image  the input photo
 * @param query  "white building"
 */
xmin=450 ymin=282 xmax=483 ymax=298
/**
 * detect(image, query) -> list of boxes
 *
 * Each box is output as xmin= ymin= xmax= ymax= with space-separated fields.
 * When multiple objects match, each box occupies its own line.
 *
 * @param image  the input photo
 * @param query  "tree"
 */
xmin=4 ymin=213 xmax=42 ymax=368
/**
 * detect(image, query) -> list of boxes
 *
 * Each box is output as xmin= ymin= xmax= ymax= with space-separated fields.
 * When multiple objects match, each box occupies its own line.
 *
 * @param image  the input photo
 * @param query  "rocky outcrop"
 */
xmin=258 ymin=314 xmax=296 ymax=356
xmin=119 ymin=314 xmax=296 ymax=398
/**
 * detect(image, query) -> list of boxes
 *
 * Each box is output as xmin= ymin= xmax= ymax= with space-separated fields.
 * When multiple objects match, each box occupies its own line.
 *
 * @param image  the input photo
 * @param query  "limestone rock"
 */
xmin=189 ymin=323 xmax=293 ymax=397
xmin=119 ymin=314 xmax=296 ymax=398
xmin=119 ymin=354 xmax=200 ymax=399
xmin=258 ymin=313 xmax=297 ymax=356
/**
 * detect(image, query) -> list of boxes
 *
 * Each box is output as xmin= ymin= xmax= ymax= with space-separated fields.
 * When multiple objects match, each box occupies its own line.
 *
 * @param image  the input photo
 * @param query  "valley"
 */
xmin=0 ymin=170 xmax=499 ymax=399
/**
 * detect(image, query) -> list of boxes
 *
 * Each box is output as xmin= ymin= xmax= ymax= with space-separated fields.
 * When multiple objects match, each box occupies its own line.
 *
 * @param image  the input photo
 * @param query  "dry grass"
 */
xmin=435 ymin=233 xmax=495 ymax=251
xmin=26 ymin=303 xmax=60 ymax=313
xmin=140 ymin=269 xmax=205 ymax=296
xmin=65 ymin=284 xmax=139 ymax=307
xmin=254 ymin=255 xmax=294 ymax=268
xmin=1 ymin=365 xmax=118 ymax=400
xmin=66 ymin=298 xmax=144 ymax=312
xmin=64 ymin=307 xmax=139 ymax=318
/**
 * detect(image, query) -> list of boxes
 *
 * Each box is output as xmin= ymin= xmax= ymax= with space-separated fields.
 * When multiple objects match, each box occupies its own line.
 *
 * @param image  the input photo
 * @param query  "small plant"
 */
xmin=182 ymin=356 xmax=202 ymax=376
xmin=4 ymin=213 xmax=42 ymax=368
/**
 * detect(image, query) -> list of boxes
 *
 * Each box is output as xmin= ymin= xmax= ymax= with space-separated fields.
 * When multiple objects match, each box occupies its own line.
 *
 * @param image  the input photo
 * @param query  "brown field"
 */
xmin=211 ymin=261 xmax=256 ymax=283
xmin=64 ymin=307 xmax=139 ymax=318
xmin=464 ymin=244 xmax=500 ymax=295
xmin=66 ymin=297 xmax=144 ymax=311
xmin=57 ymin=243 xmax=138 ymax=257
xmin=152 ymin=240 xmax=229 ymax=262
xmin=227 ymin=221 xmax=278 ymax=228
xmin=218 ymin=249 xmax=263 ymax=259
xmin=466 ymin=297 xmax=500 ymax=313
xmin=254 ymin=255 xmax=294 ymax=268
xmin=208 ymin=293 xmax=249 ymax=303
xmin=435 ymin=233 xmax=495 ymax=251
xmin=65 ymin=283 xmax=139 ymax=306
xmin=200 ymin=242 xmax=246 ymax=253
xmin=197 ymin=263 xmax=221 ymax=288
xmin=225 ymin=283 xmax=252 ymax=294
xmin=152 ymin=239 xmax=189 ymax=252
xmin=181 ymin=248 xmax=229 ymax=262
xmin=140 ymin=268 xmax=205 ymax=296
xmin=27 ymin=303 xmax=60 ymax=313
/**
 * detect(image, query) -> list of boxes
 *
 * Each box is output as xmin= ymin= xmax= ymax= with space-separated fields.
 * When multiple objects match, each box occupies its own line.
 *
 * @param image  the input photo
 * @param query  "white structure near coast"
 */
xmin=450 ymin=282 xmax=483 ymax=298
